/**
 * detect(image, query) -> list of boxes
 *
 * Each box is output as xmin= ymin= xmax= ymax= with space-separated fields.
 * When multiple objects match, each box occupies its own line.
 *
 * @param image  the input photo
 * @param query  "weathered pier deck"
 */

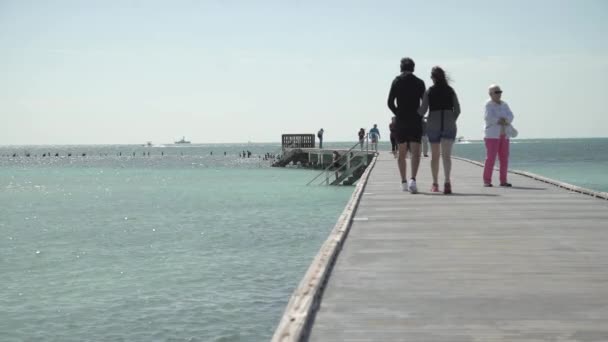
xmin=273 ymin=152 xmax=608 ymax=341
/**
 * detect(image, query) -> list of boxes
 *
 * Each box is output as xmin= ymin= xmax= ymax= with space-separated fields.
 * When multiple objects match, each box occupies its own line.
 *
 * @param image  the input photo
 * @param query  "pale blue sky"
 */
xmin=1 ymin=0 xmax=607 ymax=144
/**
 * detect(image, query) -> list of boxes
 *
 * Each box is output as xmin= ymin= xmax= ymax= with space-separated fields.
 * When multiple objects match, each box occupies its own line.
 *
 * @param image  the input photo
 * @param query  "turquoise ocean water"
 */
xmin=0 ymin=144 xmax=352 ymax=342
xmin=1 ymin=138 xmax=607 ymax=341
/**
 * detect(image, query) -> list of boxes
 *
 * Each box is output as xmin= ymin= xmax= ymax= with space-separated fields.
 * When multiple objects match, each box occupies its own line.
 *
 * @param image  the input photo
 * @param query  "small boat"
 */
xmin=174 ymin=136 xmax=191 ymax=144
xmin=145 ymin=141 xmax=153 ymax=147
xmin=457 ymin=136 xmax=466 ymax=143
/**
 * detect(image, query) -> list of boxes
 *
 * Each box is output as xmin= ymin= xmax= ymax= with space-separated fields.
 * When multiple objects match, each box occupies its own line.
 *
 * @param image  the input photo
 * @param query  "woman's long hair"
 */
xmin=431 ymin=66 xmax=451 ymax=86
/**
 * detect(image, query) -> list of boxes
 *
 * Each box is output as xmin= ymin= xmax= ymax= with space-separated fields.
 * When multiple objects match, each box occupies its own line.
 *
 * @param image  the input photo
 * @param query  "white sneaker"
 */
xmin=408 ymin=179 xmax=418 ymax=194
xmin=401 ymin=182 xmax=408 ymax=192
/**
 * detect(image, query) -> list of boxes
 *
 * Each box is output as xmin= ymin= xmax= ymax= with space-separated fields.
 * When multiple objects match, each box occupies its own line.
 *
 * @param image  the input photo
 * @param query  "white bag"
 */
xmin=506 ymin=124 xmax=518 ymax=138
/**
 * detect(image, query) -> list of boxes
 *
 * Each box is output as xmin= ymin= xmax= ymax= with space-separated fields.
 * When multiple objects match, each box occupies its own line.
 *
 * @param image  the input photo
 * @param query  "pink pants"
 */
xmin=484 ymin=135 xmax=509 ymax=184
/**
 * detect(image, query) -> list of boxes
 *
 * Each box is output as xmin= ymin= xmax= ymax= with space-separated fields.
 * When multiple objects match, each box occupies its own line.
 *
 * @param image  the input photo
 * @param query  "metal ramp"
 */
xmin=329 ymin=159 xmax=367 ymax=185
xmin=306 ymin=136 xmax=374 ymax=186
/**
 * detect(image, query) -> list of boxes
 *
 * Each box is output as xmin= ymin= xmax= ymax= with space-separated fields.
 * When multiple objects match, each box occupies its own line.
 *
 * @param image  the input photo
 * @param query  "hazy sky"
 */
xmin=1 ymin=0 xmax=607 ymax=144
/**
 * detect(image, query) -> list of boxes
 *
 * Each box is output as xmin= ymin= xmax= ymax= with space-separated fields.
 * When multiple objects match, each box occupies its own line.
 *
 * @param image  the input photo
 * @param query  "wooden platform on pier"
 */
xmin=284 ymin=147 xmax=374 ymax=157
xmin=276 ymin=148 xmax=375 ymax=173
xmin=281 ymin=152 xmax=608 ymax=341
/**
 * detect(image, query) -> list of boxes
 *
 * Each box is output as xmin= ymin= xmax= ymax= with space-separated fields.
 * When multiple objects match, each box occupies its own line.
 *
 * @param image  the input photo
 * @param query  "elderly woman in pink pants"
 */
xmin=483 ymin=84 xmax=514 ymax=187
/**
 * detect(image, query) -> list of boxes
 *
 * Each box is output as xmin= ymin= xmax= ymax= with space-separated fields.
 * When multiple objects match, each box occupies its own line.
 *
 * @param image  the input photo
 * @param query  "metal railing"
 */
xmin=306 ymin=134 xmax=371 ymax=186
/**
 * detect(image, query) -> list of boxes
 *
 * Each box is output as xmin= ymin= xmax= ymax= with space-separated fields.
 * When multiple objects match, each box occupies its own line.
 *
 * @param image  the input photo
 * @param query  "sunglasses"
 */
xmin=493 ymin=90 xmax=503 ymax=94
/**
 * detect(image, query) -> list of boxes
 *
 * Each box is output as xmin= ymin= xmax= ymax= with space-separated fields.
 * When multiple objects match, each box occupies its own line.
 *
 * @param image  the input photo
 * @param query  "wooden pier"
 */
xmin=273 ymin=147 xmax=375 ymax=186
xmin=272 ymin=152 xmax=608 ymax=341
xmin=275 ymin=148 xmax=373 ymax=167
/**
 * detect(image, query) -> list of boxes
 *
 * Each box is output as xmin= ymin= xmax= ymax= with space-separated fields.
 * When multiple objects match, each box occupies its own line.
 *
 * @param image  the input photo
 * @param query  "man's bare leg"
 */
xmin=409 ymin=142 xmax=421 ymax=180
xmin=398 ymin=143 xmax=408 ymax=183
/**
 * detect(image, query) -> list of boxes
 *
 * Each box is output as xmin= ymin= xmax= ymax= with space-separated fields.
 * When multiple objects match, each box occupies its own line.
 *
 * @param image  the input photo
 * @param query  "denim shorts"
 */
xmin=426 ymin=129 xmax=457 ymax=143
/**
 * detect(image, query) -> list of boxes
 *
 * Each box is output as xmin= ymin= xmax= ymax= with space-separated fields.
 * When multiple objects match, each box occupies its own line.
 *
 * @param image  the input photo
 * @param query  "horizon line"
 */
xmin=1 ymin=136 xmax=607 ymax=147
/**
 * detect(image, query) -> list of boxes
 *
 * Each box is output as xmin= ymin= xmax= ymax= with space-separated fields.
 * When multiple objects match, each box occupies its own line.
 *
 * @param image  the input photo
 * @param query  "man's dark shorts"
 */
xmin=395 ymin=115 xmax=422 ymax=144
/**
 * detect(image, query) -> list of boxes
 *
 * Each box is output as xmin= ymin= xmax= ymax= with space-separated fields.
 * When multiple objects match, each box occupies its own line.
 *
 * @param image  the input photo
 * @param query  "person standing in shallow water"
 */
xmin=387 ymin=57 xmax=426 ymax=193
xmin=483 ymin=84 xmax=514 ymax=187
xmin=418 ymin=66 xmax=461 ymax=194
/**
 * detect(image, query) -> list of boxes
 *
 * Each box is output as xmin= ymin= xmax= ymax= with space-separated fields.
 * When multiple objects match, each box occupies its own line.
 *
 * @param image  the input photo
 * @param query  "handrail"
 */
xmin=305 ymin=136 xmax=367 ymax=186
xmin=316 ymin=158 xmax=352 ymax=186
xmin=325 ymin=158 xmax=367 ymax=186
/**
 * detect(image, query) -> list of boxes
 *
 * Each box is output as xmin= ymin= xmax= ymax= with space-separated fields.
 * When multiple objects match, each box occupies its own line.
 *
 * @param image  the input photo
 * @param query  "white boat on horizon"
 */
xmin=174 ymin=136 xmax=191 ymax=144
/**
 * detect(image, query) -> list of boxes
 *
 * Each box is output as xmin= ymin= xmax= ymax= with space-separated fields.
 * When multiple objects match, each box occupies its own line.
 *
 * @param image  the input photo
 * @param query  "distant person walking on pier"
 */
xmin=358 ymin=128 xmax=365 ymax=150
xmin=317 ymin=128 xmax=324 ymax=149
xmin=389 ymin=117 xmax=398 ymax=155
xmin=483 ymin=84 xmax=514 ymax=187
xmin=387 ymin=57 xmax=426 ymax=193
xmin=369 ymin=124 xmax=380 ymax=152
xmin=418 ymin=66 xmax=461 ymax=194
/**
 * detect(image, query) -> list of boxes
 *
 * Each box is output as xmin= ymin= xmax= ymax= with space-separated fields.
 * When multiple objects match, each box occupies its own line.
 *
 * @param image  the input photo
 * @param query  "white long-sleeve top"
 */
xmin=484 ymin=100 xmax=514 ymax=138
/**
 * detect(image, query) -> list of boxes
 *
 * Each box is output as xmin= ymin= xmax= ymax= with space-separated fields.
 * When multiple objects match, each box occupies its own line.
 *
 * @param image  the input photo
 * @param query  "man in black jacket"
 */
xmin=387 ymin=57 xmax=426 ymax=193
